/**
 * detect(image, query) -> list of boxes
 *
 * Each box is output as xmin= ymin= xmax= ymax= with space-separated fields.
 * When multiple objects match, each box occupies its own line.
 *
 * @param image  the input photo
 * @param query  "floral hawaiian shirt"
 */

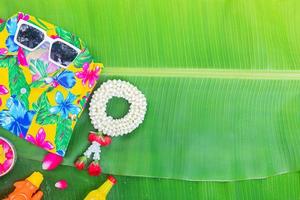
xmin=0 ymin=13 xmax=102 ymax=156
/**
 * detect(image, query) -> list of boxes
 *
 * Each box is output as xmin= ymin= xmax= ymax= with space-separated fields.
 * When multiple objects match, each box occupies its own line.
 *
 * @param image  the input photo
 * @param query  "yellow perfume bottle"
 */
xmin=84 ymin=176 xmax=117 ymax=200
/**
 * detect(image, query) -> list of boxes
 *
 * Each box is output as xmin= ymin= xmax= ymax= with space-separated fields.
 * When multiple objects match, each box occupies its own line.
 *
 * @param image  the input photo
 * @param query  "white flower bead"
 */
xmin=89 ymin=80 xmax=147 ymax=137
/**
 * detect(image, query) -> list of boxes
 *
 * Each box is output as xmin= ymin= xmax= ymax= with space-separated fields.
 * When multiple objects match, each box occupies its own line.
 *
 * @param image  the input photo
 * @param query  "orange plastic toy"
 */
xmin=84 ymin=176 xmax=117 ymax=200
xmin=5 ymin=171 xmax=44 ymax=200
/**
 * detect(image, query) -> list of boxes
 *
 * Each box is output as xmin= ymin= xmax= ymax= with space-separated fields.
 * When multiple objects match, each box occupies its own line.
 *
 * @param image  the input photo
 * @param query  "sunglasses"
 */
xmin=14 ymin=20 xmax=81 ymax=68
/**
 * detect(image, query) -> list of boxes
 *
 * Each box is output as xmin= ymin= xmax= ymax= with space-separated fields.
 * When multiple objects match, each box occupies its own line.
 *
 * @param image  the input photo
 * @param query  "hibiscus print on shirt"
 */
xmin=26 ymin=128 xmax=54 ymax=151
xmin=0 ymin=96 xmax=35 ymax=138
xmin=0 ymin=85 xmax=9 ymax=106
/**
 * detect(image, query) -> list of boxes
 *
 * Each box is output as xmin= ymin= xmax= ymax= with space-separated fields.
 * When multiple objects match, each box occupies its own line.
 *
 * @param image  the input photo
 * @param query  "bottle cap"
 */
xmin=26 ymin=171 xmax=44 ymax=188
xmin=108 ymin=176 xmax=117 ymax=184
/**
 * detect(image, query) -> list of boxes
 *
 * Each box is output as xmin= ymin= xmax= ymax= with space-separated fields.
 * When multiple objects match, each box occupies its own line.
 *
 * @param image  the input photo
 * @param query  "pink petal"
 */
xmin=0 ymin=85 xmax=9 ymax=95
xmin=36 ymin=128 xmax=46 ymax=144
xmin=18 ymin=48 xmax=28 ymax=67
xmin=82 ymin=78 xmax=87 ymax=85
xmin=26 ymin=134 xmax=36 ymax=144
xmin=3 ymin=159 xmax=12 ymax=170
xmin=32 ymin=74 xmax=41 ymax=82
xmin=1 ymin=142 xmax=10 ymax=152
xmin=5 ymin=150 xmax=13 ymax=159
xmin=0 ymin=19 xmax=4 ymax=24
xmin=42 ymin=141 xmax=54 ymax=150
xmin=95 ymin=66 xmax=100 ymax=73
xmin=17 ymin=12 xmax=24 ymax=21
xmin=0 ymin=165 xmax=4 ymax=174
xmin=75 ymin=72 xmax=86 ymax=79
xmin=88 ymin=83 xmax=92 ymax=88
xmin=55 ymin=180 xmax=68 ymax=190
xmin=0 ymin=48 xmax=8 ymax=55
xmin=88 ymin=77 xmax=97 ymax=88
xmin=42 ymin=153 xmax=63 ymax=170
xmin=83 ymin=62 xmax=89 ymax=71
xmin=23 ymin=14 xmax=30 ymax=21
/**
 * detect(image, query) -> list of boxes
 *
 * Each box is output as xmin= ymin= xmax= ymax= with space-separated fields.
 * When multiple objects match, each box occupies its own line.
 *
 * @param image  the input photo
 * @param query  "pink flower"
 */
xmin=0 ymin=85 xmax=8 ymax=95
xmin=76 ymin=62 xmax=100 ymax=88
xmin=26 ymin=128 xmax=54 ymax=151
xmin=17 ymin=47 xmax=28 ymax=67
xmin=17 ymin=12 xmax=29 ymax=22
xmin=55 ymin=180 xmax=68 ymax=190
xmin=0 ymin=159 xmax=13 ymax=175
xmin=42 ymin=153 xmax=63 ymax=170
xmin=0 ymin=139 xmax=14 ymax=176
xmin=0 ymin=85 xmax=9 ymax=106
xmin=0 ymin=48 xmax=8 ymax=55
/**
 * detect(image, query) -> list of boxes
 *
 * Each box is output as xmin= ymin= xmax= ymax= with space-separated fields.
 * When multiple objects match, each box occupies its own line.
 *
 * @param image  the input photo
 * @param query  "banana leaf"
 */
xmin=1 ymin=0 xmax=300 ymax=199
xmin=1 ymin=157 xmax=300 ymax=199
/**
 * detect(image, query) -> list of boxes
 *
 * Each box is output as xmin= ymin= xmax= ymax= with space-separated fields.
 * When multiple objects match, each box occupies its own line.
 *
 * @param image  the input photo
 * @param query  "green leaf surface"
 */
xmin=55 ymin=26 xmax=81 ymax=49
xmin=73 ymin=48 xmax=93 ymax=68
xmin=0 ymin=20 xmax=5 ymax=32
xmin=55 ymin=119 xmax=73 ymax=153
xmin=1 ymin=0 xmax=300 ymax=199
xmin=1 ymin=0 xmax=300 ymax=181
xmin=1 ymin=156 xmax=300 ymax=199
xmin=30 ymin=80 xmax=45 ymax=88
xmin=34 ymin=92 xmax=59 ymax=125
xmin=78 ymin=76 xmax=300 ymax=181
xmin=7 ymin=57 xmax=30 ymax=108
xmin=29 ymin=59 xmax=49 ymax=79
xmin=0 ymin=56 xmax=14 ymax=68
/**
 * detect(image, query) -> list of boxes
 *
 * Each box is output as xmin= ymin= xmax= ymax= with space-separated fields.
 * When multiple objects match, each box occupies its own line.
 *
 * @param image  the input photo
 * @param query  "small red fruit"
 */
xmin=88 ymin=161 xmax=102 ymax=176
xmin=88 ymin=132 xmax=97 ymax=143
xmin=88 ymin=132 xmax=112 ymax=146
xmin=99 ymin=136 xmax=112 ymax=146
xmin=74 ymin=156 xmax=87 ymax=170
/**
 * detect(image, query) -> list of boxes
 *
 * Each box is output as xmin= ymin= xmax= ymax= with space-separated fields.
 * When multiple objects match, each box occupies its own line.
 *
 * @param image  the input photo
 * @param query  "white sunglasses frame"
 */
xmin=14 ymin=20 xmax=81 ymax=69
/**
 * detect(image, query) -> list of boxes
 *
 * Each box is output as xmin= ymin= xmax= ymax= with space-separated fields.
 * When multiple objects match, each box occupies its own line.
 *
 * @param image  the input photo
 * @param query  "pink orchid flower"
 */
xmin=17 ymin=12 xmax=30 ymax=22
xmin=76 ymin=62 xmax=100 ymax=88
xmin=0 ymin=85 xmax=9 ymax=106
xmin=26 ymin=128 xmax=54 ymax=151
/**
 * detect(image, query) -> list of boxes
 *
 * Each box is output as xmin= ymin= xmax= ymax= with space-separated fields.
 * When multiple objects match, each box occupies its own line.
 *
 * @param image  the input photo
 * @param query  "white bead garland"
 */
xmin=83 ymin=141 xmax=101 ymax=161
xmin=89 ymin=80 xmax=147 ymax=137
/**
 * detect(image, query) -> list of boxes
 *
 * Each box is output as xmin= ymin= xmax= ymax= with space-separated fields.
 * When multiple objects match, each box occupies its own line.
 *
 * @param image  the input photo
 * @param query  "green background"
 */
xmin=1 ymin=0 xmax=300 ymax=199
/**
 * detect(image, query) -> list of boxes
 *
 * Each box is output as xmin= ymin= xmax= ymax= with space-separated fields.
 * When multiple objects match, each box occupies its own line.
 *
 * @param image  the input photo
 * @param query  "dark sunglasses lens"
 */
xmin=50 ymin=41 xmax=79 ymax=67
xmin=16 ymin=24 xmax=45 ymax=49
